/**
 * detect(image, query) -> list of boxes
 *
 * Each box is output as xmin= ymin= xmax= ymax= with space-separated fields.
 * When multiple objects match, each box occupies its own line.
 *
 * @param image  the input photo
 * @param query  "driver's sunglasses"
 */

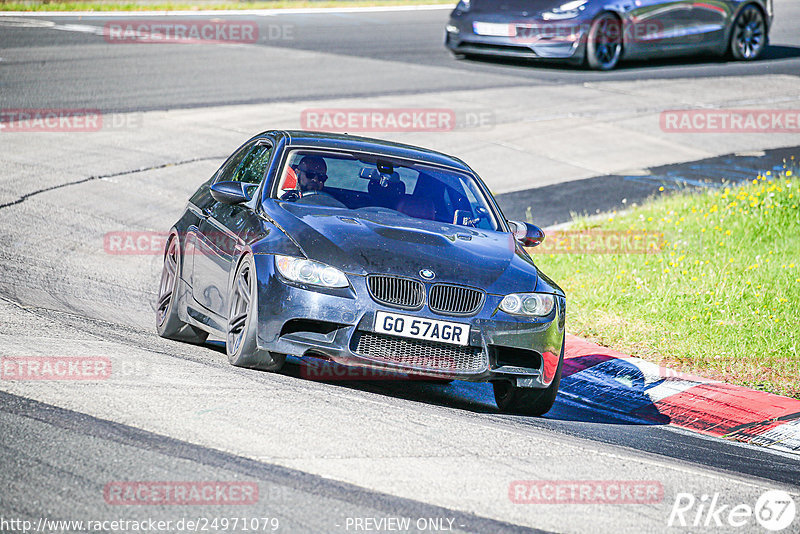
xmin=303 ymin=170 xmax=327 ymax=182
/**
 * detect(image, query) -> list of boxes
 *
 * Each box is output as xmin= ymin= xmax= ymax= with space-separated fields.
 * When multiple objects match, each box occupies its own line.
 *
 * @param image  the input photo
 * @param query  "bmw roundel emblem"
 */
xmin=420 ymin=269 xmax=435 ymax=280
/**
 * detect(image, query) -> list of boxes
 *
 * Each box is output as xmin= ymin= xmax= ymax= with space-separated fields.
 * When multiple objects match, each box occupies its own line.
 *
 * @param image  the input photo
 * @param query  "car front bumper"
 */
xmin=445 ymin=13 xmax=589 ymax=61
xmin=253 ymin=254 xmax=566 ymax=388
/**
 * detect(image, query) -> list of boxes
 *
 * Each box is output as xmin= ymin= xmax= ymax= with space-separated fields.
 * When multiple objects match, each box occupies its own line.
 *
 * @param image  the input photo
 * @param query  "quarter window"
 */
xmin=216 ymin=142 xmax=272 ymax=185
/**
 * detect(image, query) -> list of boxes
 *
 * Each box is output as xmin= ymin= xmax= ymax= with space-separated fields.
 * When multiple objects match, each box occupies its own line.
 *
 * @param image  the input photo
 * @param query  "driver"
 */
xmin=296 ymin=155 xmax=328 ymax=194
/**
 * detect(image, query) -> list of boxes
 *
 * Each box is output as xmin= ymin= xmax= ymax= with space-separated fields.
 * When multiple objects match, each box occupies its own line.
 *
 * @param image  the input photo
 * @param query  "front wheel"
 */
xmin=493 ymin=345 xmax=564 ymax=416
xmin=729 ymin=5 xmax=766 ymax=61
xmin=226 ymin=254 xmax=285 ymax=371
xmin=585 ymin=13 xmax=623 ymax=70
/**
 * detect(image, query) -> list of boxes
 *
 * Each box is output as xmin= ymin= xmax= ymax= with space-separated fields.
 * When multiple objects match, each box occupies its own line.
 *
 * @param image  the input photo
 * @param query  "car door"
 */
xmin=683 ymin=0 xmax=730 ymax=47
xmin=623 ymin=0 xmax=694 ymax=55
xmin=190 ymin=140 xmax=273 ymax=319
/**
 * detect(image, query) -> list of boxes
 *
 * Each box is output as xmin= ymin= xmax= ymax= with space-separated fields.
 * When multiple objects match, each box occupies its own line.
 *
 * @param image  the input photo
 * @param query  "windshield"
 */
xmin=273 ymin=149 xmax=499 ymax=231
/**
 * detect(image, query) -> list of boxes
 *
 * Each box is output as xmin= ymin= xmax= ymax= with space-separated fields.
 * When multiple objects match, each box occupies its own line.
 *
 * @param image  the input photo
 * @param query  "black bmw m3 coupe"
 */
xmin=157 ymin=131 xmax=566 ymax=415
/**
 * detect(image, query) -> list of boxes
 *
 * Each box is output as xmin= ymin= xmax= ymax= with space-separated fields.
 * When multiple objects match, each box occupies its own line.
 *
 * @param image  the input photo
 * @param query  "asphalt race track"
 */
xmin=1 ymin=4 xmax=800 ymax=533
xmin=1 ymin=3 xmax=800 ymax=112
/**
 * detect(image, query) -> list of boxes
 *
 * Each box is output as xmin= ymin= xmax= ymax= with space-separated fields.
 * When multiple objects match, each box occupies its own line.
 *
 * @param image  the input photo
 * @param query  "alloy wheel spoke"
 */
xmin=158 ymin=273 xmax=171 ymax=297
xmin=229 ymin=312 xmax=247 ymax=333
xmin=158 ymin=291 xmax=172 ymax=311
xmin=165 ymin=256 xmax=177 ymax=277
xmin=237 ymin=276 xmax=251 ymax=305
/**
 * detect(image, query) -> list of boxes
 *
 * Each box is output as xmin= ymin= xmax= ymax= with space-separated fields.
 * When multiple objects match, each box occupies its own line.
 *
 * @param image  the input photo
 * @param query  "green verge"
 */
xmin=534 ymin=159 xmax=800 ymax=399
xmin=1 ymin=0 xmax=452 ymax=12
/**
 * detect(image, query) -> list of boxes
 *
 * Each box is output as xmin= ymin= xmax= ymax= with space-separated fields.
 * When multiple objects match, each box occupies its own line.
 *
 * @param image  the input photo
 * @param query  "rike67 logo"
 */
xmin=668 ymin=490 xmax=797 ymax=531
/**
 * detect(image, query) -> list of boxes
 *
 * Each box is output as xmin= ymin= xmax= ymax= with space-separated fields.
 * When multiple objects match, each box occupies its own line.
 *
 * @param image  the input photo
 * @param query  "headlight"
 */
xmin=274 ymin=255 xmax=349 ymax=288
xmin=542 ymin=0 xmax=587 ymax=20
xmin=499 ymin=293 xmax=555 ymax=316
xmin=456 ymin=0 xmax=471 ymax=12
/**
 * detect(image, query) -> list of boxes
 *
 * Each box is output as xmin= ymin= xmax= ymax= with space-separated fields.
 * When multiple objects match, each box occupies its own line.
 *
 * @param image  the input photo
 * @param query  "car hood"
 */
xmin=469 ymin=0 xmax=569 ymax=14
xmin=263 ymin=203 xmax=548 ymax=295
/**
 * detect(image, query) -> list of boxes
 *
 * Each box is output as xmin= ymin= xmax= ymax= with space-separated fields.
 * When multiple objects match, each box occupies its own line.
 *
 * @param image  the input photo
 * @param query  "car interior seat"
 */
xmin=368 ymin=179 xmax=405 ymax=209
xmin=396 ymin=196 xmax=436 ymax=221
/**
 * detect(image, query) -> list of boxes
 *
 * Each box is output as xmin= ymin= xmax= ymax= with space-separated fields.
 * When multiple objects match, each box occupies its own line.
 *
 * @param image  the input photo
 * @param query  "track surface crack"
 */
xmin=0 ymin=155 xmax=224 ymax=210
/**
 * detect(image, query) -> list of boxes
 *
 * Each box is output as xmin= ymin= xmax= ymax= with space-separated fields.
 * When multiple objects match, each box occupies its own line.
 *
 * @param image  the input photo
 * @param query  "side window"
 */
xmin=216 ymin=142 xmax=272 ymax=184
xmin=233 ymin=143 xmax=272 ymax=184
xmin=215 ymin=142 xmax=253 ymax=183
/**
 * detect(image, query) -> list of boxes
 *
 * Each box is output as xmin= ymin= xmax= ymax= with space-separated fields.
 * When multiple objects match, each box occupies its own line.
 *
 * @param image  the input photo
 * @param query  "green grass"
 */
xmin=535 ymin=158 xmax=800 ymax=398
xmin=0 ymin=0 xmax=452 ymax=11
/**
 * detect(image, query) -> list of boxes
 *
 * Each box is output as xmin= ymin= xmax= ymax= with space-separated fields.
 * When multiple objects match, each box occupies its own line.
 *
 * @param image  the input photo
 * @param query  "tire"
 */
xmin=493 ymin=342 xmax=564 ymax=416
xmin=729 ymin=4 xmax=766 ymax=61
xmin=585 ymin=13 xmax=623 ymax=70
xmin=156 ymin=234 xmax=208 ymax=344
xmin=226 ymin=254 xmax=285 ymax=371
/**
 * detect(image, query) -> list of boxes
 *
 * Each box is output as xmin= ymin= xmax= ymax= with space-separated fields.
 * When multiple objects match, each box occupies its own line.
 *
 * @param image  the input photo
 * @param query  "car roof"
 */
xmin=262 ymin=130 xmax=473 ymax=173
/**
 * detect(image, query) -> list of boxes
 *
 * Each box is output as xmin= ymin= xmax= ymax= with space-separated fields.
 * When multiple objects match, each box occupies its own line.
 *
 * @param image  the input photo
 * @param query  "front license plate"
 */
xmin=374 ymin=311 xmax=469 ymax=346
xmin=473 ymin=21 xmax=514 ymax=37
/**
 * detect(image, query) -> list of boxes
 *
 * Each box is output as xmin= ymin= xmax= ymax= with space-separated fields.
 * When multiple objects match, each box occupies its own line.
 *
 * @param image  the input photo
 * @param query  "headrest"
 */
xmin=282 ymin=166 xmax=298 ymax=190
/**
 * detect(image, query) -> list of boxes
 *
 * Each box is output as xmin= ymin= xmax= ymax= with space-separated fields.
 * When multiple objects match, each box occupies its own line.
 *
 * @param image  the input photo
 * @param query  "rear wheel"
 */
xmin=226 ymin=254 xmax=285 ymax=371
xmin=729 ymin=5 xmax=766 ymax=61
xmin=156 ymin=234 xmax=208 ymax=344
xmin=586 ymin=13 xmax=623 ymax=70
xmin=493 ymin=344 xmax=564 ymax=416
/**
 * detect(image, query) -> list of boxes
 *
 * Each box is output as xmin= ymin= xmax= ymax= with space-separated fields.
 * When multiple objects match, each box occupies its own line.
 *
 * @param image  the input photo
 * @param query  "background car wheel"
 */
xmin=156 ymin=234 xmax=208 ymax=344
xmin=729 ymin=5 xmax=766 ymax=61
xmin=226 ymin=254 xmax=285 ymax=371
xmin=586 ymin=13 xmax=623 ymax=70
xmin=492 ymin=343 xmax=564 ymax=416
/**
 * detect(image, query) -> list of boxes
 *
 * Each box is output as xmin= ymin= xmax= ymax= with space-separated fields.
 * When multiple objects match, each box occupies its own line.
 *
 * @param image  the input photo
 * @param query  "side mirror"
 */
xmin=509 ymin=220 xmax=545 ymax=247
xmin=210 ymin=181 xmax=254 ymax=205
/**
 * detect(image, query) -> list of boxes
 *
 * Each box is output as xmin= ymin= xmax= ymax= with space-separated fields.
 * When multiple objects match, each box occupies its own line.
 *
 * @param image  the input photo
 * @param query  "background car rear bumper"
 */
xmin=253 ymin=254 xmax=566 ymax=388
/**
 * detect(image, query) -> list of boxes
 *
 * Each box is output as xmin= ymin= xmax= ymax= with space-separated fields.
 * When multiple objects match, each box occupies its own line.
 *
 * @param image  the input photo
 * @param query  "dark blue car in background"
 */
xmin=445 ymin=0 xmax=772 ymax=70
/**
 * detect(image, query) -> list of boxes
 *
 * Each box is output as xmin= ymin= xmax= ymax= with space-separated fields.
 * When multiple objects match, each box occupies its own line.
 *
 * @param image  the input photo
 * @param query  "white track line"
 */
xmin=0 ymin=4 xmax=452 ymax=17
